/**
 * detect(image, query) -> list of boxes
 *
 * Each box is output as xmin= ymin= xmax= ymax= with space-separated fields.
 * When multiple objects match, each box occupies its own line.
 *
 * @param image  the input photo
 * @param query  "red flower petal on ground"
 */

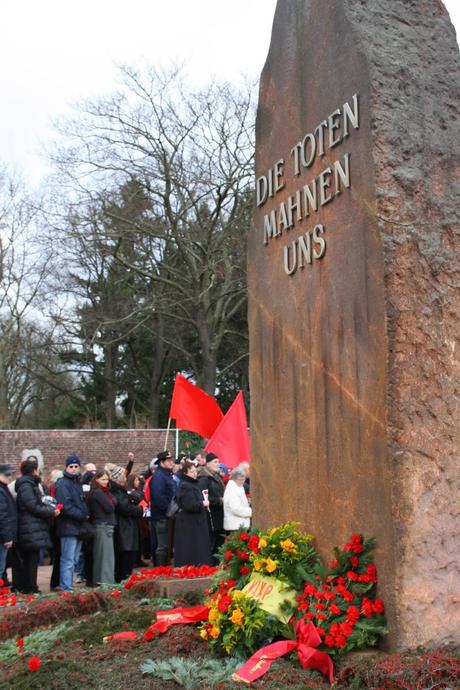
xmin=28 ymin=656 xmax=41 ymax=671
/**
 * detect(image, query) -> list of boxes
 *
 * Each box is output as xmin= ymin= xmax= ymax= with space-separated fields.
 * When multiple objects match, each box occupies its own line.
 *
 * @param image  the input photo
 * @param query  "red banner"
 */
xmin=232 ymin=620 xmax=334 ymax=683
xmin=170 ymin=374 xmax=223 ymax=438
xmin=144 ymin=605 xmax=210 ymax=640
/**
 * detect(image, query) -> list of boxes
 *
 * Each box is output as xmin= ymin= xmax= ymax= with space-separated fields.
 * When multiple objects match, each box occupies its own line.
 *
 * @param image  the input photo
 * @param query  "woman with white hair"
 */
xmin=223 ymin=467 xmax=252 ymax=532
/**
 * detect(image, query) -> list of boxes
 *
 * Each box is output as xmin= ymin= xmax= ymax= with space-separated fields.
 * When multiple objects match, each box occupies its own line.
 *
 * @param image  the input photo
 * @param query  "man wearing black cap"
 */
xmin=197 ymin=453 xmax=225 ymax=561
xmin=0 ymin=464 xmax=17 ymax=584
xmin=149 ymin=451 xmax=175 ymax=565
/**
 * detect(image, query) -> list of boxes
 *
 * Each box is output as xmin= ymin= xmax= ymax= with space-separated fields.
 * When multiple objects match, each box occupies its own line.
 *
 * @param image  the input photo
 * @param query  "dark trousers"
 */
xmin=152 ymin=518 xmax=171 ymax=566
xmin=12 ymin=547 xmax=40 ymax=593
xmin=115 ymin=550 xmax=137 ymax=583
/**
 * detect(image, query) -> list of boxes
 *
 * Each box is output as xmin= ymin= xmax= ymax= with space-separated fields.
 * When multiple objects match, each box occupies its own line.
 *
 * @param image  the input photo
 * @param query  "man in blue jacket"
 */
xmin=55 ymin=454 xmax=89 ymax=591
xmin=0 ymin=464 xmax=17 ymax=583
xmin=150 ymin=450 xmax=175 ymax=566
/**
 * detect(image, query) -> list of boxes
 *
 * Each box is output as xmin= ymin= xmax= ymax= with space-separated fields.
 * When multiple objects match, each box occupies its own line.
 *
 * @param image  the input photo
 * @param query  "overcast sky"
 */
xmin=1 ymin=0 xmax=458 ymax=185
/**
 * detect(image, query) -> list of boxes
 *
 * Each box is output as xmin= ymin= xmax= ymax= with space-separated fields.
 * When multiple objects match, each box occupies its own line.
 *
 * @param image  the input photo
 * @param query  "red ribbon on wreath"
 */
xmin=232 ymin=619 xmax=334 ymax=683
xmin=144 ymin=605 xmax=210 ymax=640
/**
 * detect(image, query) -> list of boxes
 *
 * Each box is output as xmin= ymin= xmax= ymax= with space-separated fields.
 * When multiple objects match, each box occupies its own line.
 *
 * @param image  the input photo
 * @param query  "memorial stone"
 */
xmin=248 ymin=0 xmax=459 ymax=650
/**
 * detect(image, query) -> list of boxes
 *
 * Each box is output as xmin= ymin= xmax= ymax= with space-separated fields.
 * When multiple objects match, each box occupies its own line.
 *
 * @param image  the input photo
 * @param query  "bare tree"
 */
xmin=0 ymin=167 xmax=55 ymax=427
xmin=48 ymin=67 xmax=255 ymax=394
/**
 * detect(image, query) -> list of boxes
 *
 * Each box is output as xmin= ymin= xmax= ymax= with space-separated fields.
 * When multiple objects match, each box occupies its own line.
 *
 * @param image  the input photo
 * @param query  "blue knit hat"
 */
xmin=65 ymin=454 xmax=81 ymax=467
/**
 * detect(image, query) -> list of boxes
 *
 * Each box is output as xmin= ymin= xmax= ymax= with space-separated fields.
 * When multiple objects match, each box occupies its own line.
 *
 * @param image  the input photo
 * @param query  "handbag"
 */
xmin=166 ymin=497 xmax=180 ymax=519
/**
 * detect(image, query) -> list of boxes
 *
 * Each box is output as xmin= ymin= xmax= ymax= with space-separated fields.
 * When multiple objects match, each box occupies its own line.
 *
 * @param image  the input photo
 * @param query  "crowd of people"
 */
xmin=0 ymin=449 xmax=251 ymax=594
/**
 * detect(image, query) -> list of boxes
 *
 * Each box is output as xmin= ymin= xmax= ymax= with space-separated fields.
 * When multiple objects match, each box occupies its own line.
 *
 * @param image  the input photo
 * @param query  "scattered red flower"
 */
xmin=28 ymin=656 xmax=41 ymax=672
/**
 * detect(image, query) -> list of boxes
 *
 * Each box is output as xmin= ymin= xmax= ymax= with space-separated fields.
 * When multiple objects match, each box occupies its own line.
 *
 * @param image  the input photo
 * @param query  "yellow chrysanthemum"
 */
xmin=233 ymin=590 xmax=245 ymax=600
xmin=208 ymin=607 xmax=218 ymax=622
xmin=230 ymin=607 xmax=244 ymax=626
xmin=200 ymin=628 xmax=208 ymax=639
xmin=210 ymin=626 xmax=220 ymax=639
xmin=253 ymin=559 xmax=263 ymax=571
xmin=265 ymin=557 xmax=278 ymax=573
xmin=258 ymin=537 xmax=268 ymax=549
xmin=280 ymin=538 xmax=296 ymax=553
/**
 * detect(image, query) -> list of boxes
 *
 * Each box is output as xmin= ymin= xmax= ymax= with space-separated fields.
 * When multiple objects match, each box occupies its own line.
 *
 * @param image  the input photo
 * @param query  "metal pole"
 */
xmin=163 ymin=417 xmax=172 ymax=451
xmin=175 ymin=427 xmax=179 ymax=459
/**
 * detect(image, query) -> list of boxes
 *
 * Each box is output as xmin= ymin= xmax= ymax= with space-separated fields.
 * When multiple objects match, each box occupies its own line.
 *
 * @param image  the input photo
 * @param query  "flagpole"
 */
xmin=164 ymin=417 xmax=172 ymax=451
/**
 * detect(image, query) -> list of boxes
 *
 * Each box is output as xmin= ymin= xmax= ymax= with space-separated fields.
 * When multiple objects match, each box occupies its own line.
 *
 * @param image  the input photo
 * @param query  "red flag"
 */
xmin=205 ymin=391 xmax=250 ymax=469
xmin=169 ymin=374 xmax=223 ymax=439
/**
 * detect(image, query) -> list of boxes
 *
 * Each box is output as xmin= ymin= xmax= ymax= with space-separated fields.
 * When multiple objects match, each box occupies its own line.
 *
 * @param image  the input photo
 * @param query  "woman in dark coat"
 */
xmin=108 ymin=466 xmax=143 ymax=582
xmin=197 ymin=453 xmax=225 ymax=561
xmin=13 ymin=458 xmax=60 ymax=593
xmin=88 ymin=471 xmax=117 ymax=585
xmin=174 ymin=461 xmax=213 ymax=567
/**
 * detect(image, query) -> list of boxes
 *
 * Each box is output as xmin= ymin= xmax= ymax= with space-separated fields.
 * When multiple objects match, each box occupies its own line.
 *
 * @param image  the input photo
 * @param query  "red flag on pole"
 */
xmin=169 ymin=374 xmax=223 ymax=439
xmin=205 ymin=391 xmax=250 ymax=469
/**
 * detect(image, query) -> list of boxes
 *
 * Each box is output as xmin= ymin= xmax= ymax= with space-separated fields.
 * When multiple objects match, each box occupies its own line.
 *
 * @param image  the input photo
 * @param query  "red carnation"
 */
xmin=314 ymin=602 xmax=325 ymax=611
xmin=340 ymin=621 xmax=354 ymax=636
xmin=366 ymin=564 xmax=377 ymax=582
xmin=347 ymin=570 xmax=359 ymax=581
xmin=346 ymin=605 xmax=360 ymax=623
xmin=224 ymin=550 xmax=233 ymax=561
xmin=349 ymin=556 xmax=359 ymax=567
xmin=373 ymin=598 xmax=385 ymax=614
xmin=28 ymin=656 xmax=41 ymax=672
xmin=247 ymin=536 xmax=260 ymax=553
xmin=328 ymin=604 xmax=341 ymax=615
xmin=324 ymin=634 xmax=335 ymax=648
xmin=316 ymin=627 xmax=325 ymax=636
xmin=330 ymin=559 xmax=339 ymax=569
xmin=239 ymin=532 xmax=249 ymax=541
xmin=315 ymin=613 xmax=327 ymax=620
xmin=335 ymin=634 xmax=347 ymax=648
xmin=239 ymin=565 xmax=250 ymax=575
xmin=330 ymin=623 xmax=340 ymax=636
xmin=303 ymin=584 xmax=318 ymax=596
xmin=361 ymin=597 xmax=374 ymax=617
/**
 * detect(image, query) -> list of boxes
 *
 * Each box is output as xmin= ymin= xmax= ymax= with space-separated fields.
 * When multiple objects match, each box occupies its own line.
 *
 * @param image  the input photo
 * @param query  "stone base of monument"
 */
xmin=154 ymin=576 xmax=214 ymax=599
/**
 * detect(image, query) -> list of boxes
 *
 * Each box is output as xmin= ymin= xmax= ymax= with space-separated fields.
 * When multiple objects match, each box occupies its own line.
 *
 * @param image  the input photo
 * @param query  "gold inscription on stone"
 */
xmin=256 ymin=93 xmax=360 ymax=276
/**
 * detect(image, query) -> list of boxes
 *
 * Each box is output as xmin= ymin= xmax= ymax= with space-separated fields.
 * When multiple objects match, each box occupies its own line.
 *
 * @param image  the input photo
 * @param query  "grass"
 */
xmin=0 ymin=587 xmax=458 ymax=690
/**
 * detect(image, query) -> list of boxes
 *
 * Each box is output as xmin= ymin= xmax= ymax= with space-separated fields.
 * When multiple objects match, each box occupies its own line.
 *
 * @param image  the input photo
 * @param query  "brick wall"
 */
xmin=0 ymin=429 xmax=179 ymax=476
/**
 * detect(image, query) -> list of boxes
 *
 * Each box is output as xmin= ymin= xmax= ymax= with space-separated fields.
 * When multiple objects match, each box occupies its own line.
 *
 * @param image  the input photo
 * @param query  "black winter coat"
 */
xmin=15 ymin=476 xmax=54 ymax=551
xmin=174 ymin=475 xmax=213 ymax=567
xmin=197 ymin=467 xmax=225 ymax=532
xmin=88 ymin=488 xmax=117 ymax=526
xmin=0 ymin=482 xmax=17 ymax=543
xmin=110 ymin=482 xmax=143 ymax=552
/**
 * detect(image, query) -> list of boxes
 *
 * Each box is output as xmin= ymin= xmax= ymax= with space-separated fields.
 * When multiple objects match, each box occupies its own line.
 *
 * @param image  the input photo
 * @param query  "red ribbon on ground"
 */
xmin=232 ymin=620 xmax=334 ymax=683
xmin=144 ymin=605 xmax=210 ymax=640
